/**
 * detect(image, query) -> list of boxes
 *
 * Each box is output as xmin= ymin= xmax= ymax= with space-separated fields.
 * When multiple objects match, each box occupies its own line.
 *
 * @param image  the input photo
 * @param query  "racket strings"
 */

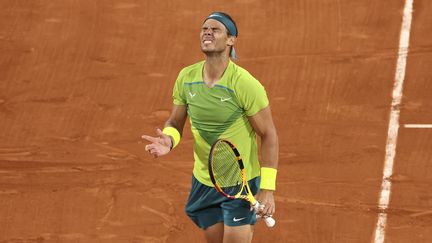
xmin=211 ymin=141 xmax=243 ymax=195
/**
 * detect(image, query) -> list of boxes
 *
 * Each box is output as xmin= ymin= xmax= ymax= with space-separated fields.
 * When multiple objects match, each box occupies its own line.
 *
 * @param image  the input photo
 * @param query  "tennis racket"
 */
xmin=208 ymin=139 xmax=276 ymax=227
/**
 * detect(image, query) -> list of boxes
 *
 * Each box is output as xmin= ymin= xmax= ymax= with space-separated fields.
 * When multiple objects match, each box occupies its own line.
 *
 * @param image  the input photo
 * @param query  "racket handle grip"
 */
xmin=253 ymin=202 xmax=276 ymax=228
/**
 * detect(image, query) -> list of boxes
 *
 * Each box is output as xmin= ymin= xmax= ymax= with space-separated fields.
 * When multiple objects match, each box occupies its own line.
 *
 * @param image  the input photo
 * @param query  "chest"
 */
xmin=184 ymin=83 xmax=243 ymax=123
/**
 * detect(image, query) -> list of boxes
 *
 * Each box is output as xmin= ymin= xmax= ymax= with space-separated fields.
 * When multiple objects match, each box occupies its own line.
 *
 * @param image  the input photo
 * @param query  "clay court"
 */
xmin=1 ymin=0 xmax=431 ymax=242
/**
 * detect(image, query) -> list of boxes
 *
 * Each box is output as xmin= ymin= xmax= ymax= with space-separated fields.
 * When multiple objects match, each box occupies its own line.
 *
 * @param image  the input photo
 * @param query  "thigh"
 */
xmin=204 ymin=222 xmax=224 ymax=243
xmin=223 ymin=224 xmax=254 ymax=243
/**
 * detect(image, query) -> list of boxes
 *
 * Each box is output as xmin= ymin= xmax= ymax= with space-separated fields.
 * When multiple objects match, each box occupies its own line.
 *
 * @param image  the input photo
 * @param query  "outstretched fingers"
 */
xmin=142 ymin=129 xmax=172 ymax=158
xmin=156 ymin=128 xmax=164 ymax=137
xmin=141 ymin=135 xmax=161 ymax=144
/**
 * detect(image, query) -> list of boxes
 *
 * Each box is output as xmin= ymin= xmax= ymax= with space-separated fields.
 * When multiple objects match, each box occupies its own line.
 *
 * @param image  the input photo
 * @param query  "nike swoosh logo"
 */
xmin=220 ymin=97 xmax=232 ymax=102
xmin=233 ymin=217 xmax=246 ymax=222
xmin=189 ymin=92 xmax=196 ymax=98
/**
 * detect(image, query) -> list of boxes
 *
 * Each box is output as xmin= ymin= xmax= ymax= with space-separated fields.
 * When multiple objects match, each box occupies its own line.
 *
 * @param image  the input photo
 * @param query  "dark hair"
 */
xmin=208 ymin=12 xmax=238 ymax=37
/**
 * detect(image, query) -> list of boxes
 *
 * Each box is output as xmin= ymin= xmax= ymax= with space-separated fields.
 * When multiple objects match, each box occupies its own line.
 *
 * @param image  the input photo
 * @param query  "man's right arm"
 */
xmin=165 ymin=105 xmax=188 ymax=137
xmin=142 ymin=104 xmax=187 ymax=157
xmin=163 ymin=104 xmax=188 ymax=148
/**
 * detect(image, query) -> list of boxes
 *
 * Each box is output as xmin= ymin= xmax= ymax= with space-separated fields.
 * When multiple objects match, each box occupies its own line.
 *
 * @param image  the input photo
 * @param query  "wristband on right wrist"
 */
xmin=162 ymin=127 xmax=180 ymax=149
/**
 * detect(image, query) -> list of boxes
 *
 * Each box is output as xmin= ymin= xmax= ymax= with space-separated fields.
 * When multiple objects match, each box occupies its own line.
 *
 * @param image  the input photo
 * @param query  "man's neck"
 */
xmin=203 ymin=55 xmax=230 ymax=86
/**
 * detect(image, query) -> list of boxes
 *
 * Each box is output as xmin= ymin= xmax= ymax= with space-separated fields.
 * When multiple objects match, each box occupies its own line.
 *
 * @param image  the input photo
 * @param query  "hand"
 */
xmin=141 ymin=128 xmax=173 ymax=158
xmin=254 ymin=189 xmax=275 ymax=217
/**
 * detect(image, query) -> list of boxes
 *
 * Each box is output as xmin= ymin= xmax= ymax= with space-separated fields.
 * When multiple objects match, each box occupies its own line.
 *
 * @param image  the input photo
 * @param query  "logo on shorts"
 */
xmin=220 ymin=97 xmax=232 ymax=102
xmin=233 ymin=217 xmax=246 ymax=222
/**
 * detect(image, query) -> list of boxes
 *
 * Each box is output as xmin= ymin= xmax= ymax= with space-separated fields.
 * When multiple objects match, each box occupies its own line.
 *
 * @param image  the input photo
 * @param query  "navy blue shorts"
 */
xmin=185 ymin=175 xmax=260 ymax=229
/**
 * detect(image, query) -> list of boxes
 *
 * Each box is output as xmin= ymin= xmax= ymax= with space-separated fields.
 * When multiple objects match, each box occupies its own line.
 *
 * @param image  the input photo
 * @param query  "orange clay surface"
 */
xmin=1 ymin=1 xmax=432 ymax=242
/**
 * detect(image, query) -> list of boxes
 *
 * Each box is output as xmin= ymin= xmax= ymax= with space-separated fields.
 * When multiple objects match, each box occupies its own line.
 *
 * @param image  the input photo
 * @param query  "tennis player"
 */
xmin=142 ymin=12 xmax=279 ymax=243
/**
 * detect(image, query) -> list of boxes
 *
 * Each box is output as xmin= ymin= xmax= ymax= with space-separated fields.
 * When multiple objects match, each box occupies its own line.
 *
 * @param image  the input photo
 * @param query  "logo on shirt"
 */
xmin=220 ymin=97 xmax=232 ymax=102
xmin=189 ymin=92 xmax=196 ymax=98
xmin=233 ymin=217 xmax=246 ymax=222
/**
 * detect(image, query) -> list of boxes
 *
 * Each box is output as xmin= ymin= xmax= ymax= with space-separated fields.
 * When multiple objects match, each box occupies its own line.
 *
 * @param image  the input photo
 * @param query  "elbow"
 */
xmin=261 ymin=129 xmax=278 ymax=145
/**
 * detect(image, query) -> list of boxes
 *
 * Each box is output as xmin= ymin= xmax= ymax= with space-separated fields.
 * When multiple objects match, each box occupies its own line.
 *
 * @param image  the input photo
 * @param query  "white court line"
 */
xmin=404 ymin=124 xmax=432 ymax=128
xmin=373 ymin=1 xmax=414 ymax=243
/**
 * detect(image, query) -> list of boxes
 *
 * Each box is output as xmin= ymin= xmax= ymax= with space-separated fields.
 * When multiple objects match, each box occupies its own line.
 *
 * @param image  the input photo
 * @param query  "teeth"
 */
xmin=204 ymin=40 xmax=212 ymax=44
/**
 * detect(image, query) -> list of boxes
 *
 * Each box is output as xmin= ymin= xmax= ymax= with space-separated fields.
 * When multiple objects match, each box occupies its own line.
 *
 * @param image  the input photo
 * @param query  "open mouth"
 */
xmin=202 ymin=39 xmax=214 ymax=44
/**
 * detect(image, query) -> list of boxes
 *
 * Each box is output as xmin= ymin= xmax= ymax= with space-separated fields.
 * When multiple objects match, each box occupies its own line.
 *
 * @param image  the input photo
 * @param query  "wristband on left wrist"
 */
xmin=260 ymin=167 xmax=277 ymax=190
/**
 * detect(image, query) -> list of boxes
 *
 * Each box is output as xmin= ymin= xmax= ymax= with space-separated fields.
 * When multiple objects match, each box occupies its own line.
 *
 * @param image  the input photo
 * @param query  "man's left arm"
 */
xmin=248 ymin=106 xmax=279 ymax=216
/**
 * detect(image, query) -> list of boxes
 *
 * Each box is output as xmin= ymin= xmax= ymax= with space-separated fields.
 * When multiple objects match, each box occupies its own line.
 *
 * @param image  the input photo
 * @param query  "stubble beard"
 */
xmin=201 ymin=46 xmax=229 ymax=59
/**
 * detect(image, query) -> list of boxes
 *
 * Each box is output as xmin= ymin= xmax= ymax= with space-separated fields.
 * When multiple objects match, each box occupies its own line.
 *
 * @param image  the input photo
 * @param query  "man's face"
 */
xmin=200 ymin=19 xmax=235 ymax=56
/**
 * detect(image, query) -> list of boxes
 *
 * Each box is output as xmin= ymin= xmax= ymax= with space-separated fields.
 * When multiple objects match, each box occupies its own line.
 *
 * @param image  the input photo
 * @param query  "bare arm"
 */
xmin=142 ymin=104 xmax=188 ymax=157
xmin=164 ymin=104 xmax=188 ymax=136
xmin=248 ymin=106 xmax=279 ymax=169
xmin=247 ymin=106 xmax=279 ymax=216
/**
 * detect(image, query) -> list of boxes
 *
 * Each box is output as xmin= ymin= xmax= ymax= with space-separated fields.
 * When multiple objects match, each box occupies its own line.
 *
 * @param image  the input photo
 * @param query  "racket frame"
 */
xmin=208 ymin=139 xmax=256 ymax=203
xmin=208 ymin=139 xmax=275 ymax=227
